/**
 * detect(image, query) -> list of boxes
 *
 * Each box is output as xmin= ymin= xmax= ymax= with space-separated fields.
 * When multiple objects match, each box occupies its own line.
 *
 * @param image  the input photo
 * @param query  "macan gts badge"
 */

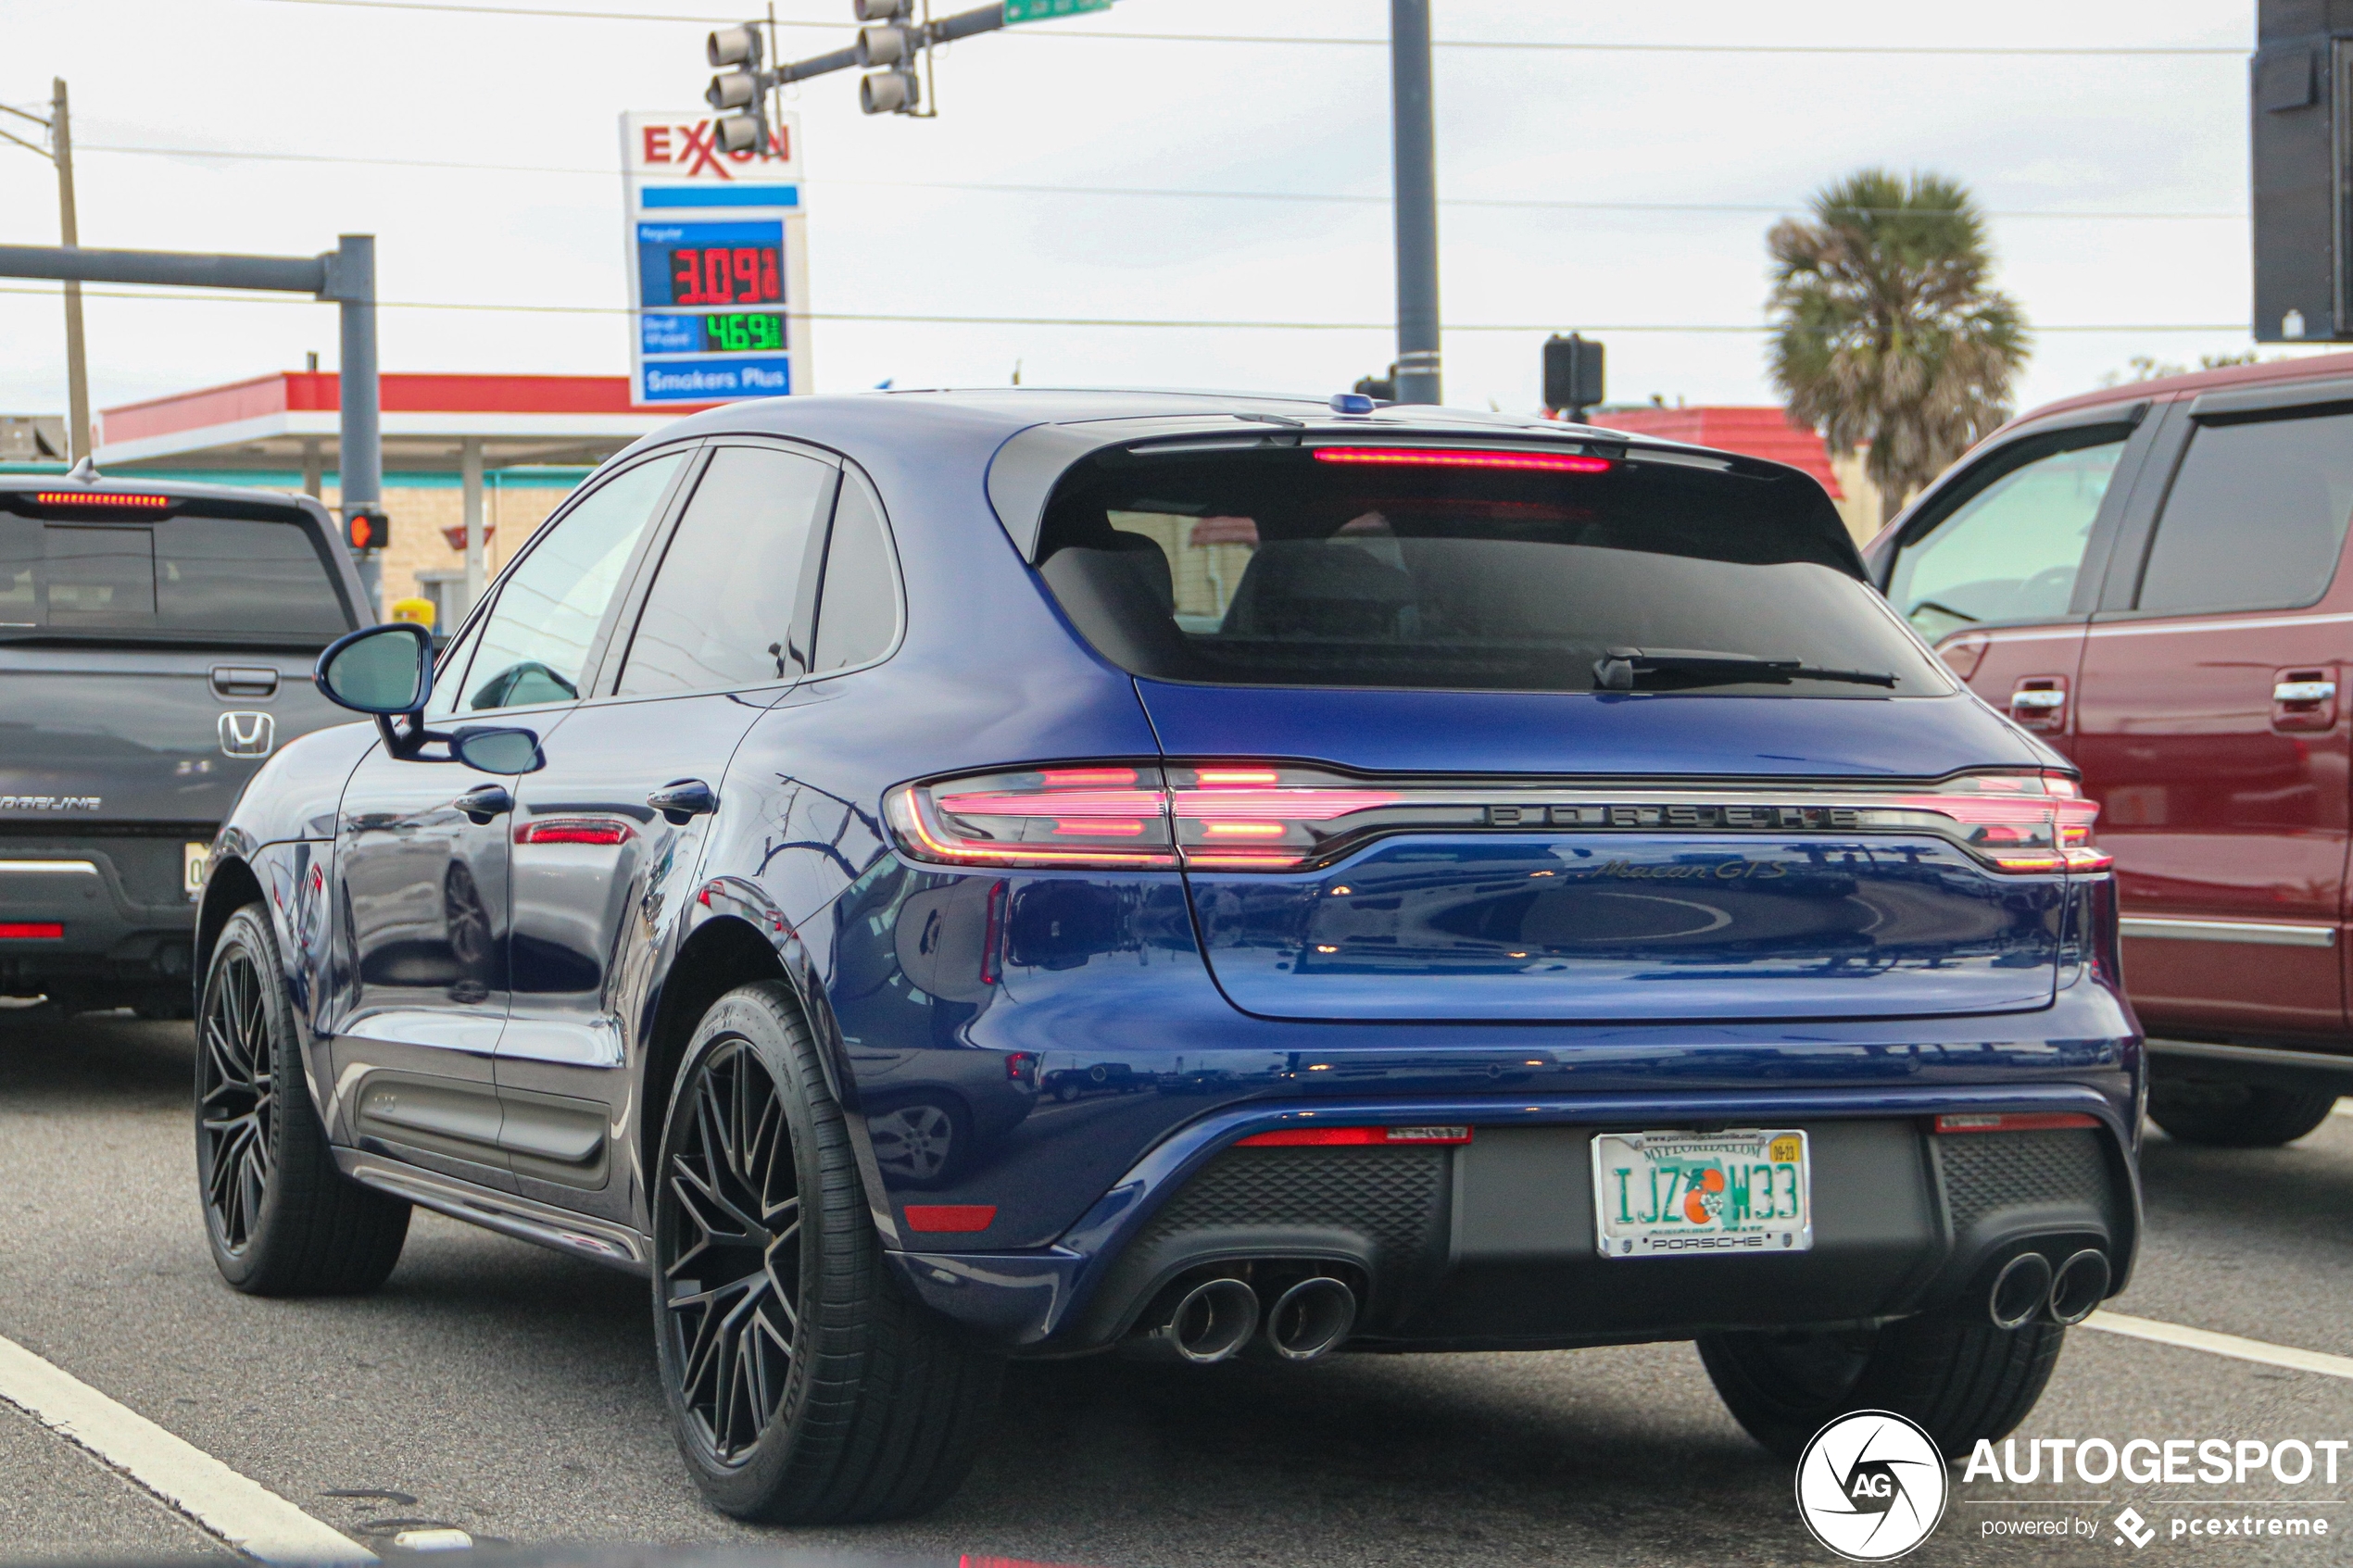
xmin=192 ymin=390 xmax=2142 ymax=1524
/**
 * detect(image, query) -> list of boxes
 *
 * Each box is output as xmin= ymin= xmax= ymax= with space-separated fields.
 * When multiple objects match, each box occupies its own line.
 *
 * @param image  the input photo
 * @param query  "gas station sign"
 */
xmin=620 ymin=111 xmax=811 ymax=405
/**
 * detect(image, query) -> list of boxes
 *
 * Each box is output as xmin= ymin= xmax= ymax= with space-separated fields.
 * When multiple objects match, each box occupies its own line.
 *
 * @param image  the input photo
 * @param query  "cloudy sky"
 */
xmin=0 ymin=0 xmax=2309 ymax=425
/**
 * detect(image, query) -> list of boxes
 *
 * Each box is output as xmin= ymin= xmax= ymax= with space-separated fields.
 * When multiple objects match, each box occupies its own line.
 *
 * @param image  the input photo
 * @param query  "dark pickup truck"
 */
xmin=1 ymin=470 xmax=367 ymax=1015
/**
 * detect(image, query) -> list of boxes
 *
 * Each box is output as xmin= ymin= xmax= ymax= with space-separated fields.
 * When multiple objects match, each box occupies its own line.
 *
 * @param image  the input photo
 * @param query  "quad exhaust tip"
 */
xmin=1265 ymin=1276 xmax=1357 ymax=1362
xmin=2046 ymin=1248 xmax=2110 ymax=1326
xmin=1154 ymin=1277 xmax=1260 ymax=1364
xmin=1988 ymin=1251 xmax=2053 ymax=1330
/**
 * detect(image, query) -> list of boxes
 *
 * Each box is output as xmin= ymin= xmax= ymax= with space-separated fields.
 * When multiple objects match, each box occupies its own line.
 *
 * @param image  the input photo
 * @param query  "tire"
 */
xmin=1699 ymin=1314 xmax=2064 ymax=1462
xmin=651 ymin=981 xmax=1003 ymax=1524
xmin=196 ymin=905 xmax=410 ymax=1294
xmin=2146 ymin=1073 xmax=2338 ymax=1148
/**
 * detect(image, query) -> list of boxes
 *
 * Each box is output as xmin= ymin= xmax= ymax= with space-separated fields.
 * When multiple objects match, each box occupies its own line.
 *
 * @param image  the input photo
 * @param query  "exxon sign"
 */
xmin=620 ymin=110 xmax=811 ymax=407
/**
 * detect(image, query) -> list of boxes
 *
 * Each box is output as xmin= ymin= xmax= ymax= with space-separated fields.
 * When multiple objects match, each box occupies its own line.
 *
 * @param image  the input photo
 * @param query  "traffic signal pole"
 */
xmin=1390 ymin=0 xmax=1441 ymax=405
xmin=0 ymin=235 xmax=386 ymax=614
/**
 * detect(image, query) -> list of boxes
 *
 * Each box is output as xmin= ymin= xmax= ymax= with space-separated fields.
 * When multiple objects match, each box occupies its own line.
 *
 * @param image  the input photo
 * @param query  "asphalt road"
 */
xmin=3 ymin=1008 xmax=2351 ymax=1568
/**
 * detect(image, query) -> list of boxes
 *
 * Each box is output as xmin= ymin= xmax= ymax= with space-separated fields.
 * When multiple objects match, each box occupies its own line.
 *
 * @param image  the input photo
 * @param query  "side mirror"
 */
xmin=316 ymin=622 xmax=434 ymax=716
xmin=450 ymin=726 xmax=545 ymax=776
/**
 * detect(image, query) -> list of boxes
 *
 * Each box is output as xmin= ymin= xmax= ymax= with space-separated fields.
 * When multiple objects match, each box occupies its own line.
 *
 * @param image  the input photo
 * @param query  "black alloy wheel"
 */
xmin=195 ymin=905 xmax=411 ymax=1294
xmin=660 ymin=1036 xmax=803 ymax=1465
xmin=651 ymin=982 xmax=1002 ymax=1523
xmin=197 ymin=943 xmax=275 ymax=1255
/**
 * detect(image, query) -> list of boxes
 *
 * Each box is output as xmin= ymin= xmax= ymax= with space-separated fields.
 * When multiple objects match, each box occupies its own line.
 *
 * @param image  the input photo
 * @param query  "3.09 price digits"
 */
xmin=669 ymin=245 xmax=783 ymax=307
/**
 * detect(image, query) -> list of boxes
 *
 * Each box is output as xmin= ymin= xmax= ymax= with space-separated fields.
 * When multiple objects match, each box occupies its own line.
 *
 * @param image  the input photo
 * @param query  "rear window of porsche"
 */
xmin=1031 ymin=442 xmax=1951 ymax=696
xmin=0 ymin=508 xmax=350 ymax=637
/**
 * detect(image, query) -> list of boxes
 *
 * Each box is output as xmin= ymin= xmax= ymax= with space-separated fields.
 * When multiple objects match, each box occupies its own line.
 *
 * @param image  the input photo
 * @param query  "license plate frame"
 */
xmin=1591 ymin=1127 xmax=1812 ymax=1258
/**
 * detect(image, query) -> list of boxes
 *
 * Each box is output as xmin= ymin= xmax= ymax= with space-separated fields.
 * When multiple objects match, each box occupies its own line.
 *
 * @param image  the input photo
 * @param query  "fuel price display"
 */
xmin=701 ymin=313 xmax=785 ymax=351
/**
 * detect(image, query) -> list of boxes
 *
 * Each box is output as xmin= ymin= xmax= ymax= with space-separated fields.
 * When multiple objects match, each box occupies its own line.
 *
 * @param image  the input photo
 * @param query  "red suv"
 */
xmin=1865 ymin=354 xmax=2353 ymax=1148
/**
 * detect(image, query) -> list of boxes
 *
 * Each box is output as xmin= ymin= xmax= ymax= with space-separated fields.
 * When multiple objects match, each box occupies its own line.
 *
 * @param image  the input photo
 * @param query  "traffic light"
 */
xmin=855 ymin=0 xmax=923 ymax=115
xmin=345 ymin=507 xmax=389 ymax=552
xmin=706 ymin=23 xmax=770 ymax=154
xmin=2253 ymin=2 xmax=2353 ymax=341
xmin=1542 ymin=333 xmax=1604 ymax=419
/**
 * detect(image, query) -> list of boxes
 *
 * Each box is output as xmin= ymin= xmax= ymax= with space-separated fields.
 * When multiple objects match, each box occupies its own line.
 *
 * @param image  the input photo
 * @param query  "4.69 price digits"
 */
xmin=701 ymin=313 xmax=784 ymax=352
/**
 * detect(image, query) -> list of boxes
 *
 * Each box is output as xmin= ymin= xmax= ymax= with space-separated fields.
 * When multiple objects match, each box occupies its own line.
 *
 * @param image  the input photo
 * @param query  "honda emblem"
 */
xmin=219 ymin=711 xmax=276 ymax=759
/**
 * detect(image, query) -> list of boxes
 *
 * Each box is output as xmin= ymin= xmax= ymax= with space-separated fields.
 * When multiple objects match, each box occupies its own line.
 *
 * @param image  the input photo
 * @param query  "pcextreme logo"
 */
xmin=1796 ymin=1411 xmax=1950 ymax=1562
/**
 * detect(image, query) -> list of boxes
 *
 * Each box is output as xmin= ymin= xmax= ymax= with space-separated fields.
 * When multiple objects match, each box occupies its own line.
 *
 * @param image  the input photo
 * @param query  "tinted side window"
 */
xmin=812 ymin=473 xmax=901 ymax=672
xmin=461 ymin=451 xmax=685 ymax=711
xmin=617 ymin=445 xmax=837 ymax=696
xmin=1886 ymin=436 xmax=2125 ymax=641
xmin=2137 ymin=411 xmax=2353 ymax=615
xmin=0 ymin=519 xmax=32 ymax=622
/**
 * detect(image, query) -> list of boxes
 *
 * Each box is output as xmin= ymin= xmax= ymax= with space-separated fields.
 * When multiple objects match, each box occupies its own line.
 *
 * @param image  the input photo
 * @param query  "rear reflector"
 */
xmin=903 ymin=1204 xmax=998 ymax=1233
xmin=34 ymin=491 xmax=170 ymax=508
xmin=1933 ymin=1112 xmax=2100 ymax=1134
xmin=1236 ymin=1124 xmax=1472 ymax=1147
xmin=1312 ymin=447 xmax=1611 ymax=474
xmin=514 ymin=819 xmax=636 ymax=846
xmin=0 ymin=923 xmax=63 ymax=940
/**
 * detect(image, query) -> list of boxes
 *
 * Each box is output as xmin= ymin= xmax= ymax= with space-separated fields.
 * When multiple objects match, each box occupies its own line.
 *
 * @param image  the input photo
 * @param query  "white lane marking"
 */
xmin=0 ymin=1331 xmax=375 ymax=1564
xmin=2083 ymin=1311 xmax=2353 ymax=1381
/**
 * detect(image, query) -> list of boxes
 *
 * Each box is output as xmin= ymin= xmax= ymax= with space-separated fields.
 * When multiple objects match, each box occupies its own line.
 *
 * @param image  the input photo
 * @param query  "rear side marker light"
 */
xmin=514 ymin=819 xmax=636 ymax=846
xmin=904 ymin=1204 xmax=997 ymax=1232
xmin=34 ymin=491 xmax=170 ymax=508
xmin=0 ymin=923 xmax=63 ymax=940
xmin=1311 ymin=447 xmax=1612 ymax=474
xmin=1933 ymin=1112 xmax=2099 ymax=1134
xmin=1237 ymin=1124 xmax=1473 ymax=1147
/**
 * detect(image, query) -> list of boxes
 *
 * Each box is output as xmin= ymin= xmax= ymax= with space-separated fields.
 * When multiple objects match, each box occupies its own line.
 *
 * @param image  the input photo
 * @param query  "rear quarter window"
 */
xmin=1031 ymin=444 xmax=1951 ymax=696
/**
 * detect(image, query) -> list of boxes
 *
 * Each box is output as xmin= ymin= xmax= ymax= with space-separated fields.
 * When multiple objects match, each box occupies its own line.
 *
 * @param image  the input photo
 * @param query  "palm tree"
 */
xmin=1768 ymin=169 xmax=2030 ymax=522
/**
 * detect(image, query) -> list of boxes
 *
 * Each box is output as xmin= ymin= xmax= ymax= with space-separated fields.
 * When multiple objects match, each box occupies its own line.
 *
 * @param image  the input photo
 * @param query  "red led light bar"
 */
xmin=1313 ymin=447 xmax=1612 ymax=473
xmin=903 ymin=1204 xmax=999 ymax=1232
xmin=1932 ymin=1112 xmax=2099 ymax=1135
xmin=35 ymin=491 xmax=170 ymax=508
xmin=1236 ymin=1124 xmax=1473 ymax=1147
xmin=0 ymin=923 xmax=64 ymax=940
xmin=514 ymin=819 xmax=636 ymax=846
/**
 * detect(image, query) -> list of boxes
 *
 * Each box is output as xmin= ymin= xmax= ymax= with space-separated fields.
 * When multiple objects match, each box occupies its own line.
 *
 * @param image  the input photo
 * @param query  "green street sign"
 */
xmin=1002 ymin=0 xmax=1111 ymax=22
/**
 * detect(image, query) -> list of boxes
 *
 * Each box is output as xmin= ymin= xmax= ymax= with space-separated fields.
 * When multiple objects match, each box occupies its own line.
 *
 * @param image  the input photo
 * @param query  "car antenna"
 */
xmin=65 ymin=455 xmax=98 ymax=484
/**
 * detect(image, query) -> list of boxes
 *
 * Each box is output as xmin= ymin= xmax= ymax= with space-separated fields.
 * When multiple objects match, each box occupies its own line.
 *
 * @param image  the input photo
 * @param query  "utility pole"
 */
xmin=52 ymin=82 xmax=88 ymax=462
xmin=0 ymin=81 xmax=94 ymax=459
xmin=1390 ymin=0 xmax=1441 ymax=405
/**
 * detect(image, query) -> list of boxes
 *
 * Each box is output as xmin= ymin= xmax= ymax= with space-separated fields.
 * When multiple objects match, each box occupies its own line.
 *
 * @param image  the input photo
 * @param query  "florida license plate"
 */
xmin=1592 ymin=1129 xmax=1812 ymax=1258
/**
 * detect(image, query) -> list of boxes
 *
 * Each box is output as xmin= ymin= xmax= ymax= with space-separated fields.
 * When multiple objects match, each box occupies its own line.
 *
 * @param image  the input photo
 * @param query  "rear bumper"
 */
xmin=887 ymin=1083 xmax=2138 ymax=1354
xmin=0 ymin=842 xmax=201 ymax=998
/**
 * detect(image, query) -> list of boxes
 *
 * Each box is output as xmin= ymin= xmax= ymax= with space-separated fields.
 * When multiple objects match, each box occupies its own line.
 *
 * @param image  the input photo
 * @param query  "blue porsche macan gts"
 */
xmin=193 ymin=389 xmax=2141 ymax=1522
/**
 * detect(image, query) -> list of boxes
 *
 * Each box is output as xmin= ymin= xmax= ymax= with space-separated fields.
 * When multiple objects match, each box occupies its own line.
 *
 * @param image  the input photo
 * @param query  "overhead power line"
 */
xmin=0 ymin=282 xmax=2263 ymax=333
xmin=238 ymin=0 xmax=2242 ymax=55
xmin=69 ymin=142 xmax=2247 ymax=221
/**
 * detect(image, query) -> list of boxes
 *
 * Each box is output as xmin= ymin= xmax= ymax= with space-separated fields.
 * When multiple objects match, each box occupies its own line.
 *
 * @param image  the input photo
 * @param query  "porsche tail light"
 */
xmin=884 ymin=762 xmax=2111 ymax=877
xmin=885 ymin=765 xmax=1176 ymax=869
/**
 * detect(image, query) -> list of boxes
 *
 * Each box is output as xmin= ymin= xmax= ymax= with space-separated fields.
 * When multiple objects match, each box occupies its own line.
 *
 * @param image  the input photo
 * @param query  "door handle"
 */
xmin=2272 ymin=667 xmax=2338 ymax=733
xmin=648 ymin=778 xmax=718 ymax=825
xmin=2008 ymin=676 xmax=2069 ymax=733
xmin=454 ymin=784 xmax=514 ymax=824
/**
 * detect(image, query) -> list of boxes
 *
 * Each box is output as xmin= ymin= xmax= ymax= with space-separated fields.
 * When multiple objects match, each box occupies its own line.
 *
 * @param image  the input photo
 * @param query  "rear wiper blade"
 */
xmin=1592 ymin=646 xmax=1897 ymax=691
